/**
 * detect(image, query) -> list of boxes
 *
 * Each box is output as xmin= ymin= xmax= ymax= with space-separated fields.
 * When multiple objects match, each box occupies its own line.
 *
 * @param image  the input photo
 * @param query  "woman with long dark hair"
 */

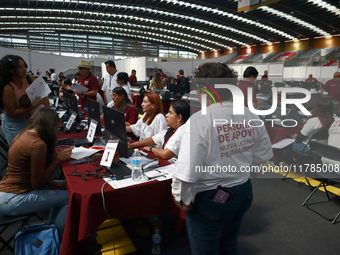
xmin=126 ymin=93 xmax=166 ymax=141
xmin=101 ymin=86 xmax=138 ymax=125
xmin=0 ymin=55 xmax=49 ymax=145
xmin=128 ymin=101 xmax=190 ymax=159
xmin=0 ymin=108 xmax=73 ymax=236
xmin=150 ymin=72 xmax=163 ymax=90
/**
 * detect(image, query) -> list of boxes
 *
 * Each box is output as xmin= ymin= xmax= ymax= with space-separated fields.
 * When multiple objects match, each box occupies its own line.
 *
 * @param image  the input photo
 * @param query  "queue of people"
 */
xmin=2 ymin=53 xmax=340 ymax=254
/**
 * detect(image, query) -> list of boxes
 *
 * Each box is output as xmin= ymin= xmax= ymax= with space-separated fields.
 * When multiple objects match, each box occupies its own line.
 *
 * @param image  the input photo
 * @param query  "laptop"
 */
xmin=102 ymin=106 xmax=133 ymax=158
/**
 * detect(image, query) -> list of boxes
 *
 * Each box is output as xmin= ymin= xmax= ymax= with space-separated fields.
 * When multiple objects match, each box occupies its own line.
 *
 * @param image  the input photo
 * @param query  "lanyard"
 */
xmin=109 ymin=75 xmax=114 ymax=88
xmin=162 ymin=129 xmax=176 ymax=149
xmin=142 ymin=118 xmax=149 ymax=132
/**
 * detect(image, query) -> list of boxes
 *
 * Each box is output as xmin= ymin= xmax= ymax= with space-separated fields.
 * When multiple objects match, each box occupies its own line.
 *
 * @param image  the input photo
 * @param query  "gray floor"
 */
xmin=2 ymin=172 xmax=340 ymax=254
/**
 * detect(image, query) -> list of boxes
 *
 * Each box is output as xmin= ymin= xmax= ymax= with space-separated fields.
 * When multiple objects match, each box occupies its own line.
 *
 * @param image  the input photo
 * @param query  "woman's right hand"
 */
xmin=31 ymin=97 xmax=44 ymax=108
xmin=57 ymin=147 xmax=73 ymax=161
xmin=127 ymin=142 xmax=136 ymax=149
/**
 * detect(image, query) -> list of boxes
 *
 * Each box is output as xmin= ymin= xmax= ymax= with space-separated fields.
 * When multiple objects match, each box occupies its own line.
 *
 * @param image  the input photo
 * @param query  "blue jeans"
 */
xmin=0 ymin=183 xmax=69 ymax=236
xmin=292 ymin=142 xmax=311 ymax=154
xmin=1 ymin=114 xmax=29 ymax=145
xmin=186 ymin=179 xmax=253 ymax=255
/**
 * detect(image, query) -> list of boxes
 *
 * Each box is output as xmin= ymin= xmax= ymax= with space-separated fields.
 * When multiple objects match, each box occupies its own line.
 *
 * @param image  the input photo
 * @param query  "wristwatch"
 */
xmin=149 ymin=146 xmax=156 ymax=152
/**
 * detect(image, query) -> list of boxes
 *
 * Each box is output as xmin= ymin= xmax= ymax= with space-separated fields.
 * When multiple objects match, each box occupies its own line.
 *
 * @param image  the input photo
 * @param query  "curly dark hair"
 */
xmin=307 ymin=98 xmax=334 ymax=128
xmin=194 ymin=62 xmax=237 ymax=80
xmin=194 ymin=62 xmax=238 ymax=101
xmin=0 ymin=55 xmax=28 ymax=110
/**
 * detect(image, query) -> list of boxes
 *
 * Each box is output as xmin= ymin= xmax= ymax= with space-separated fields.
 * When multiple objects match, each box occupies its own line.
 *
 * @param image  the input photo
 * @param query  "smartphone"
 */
xmin=211 ymin=186 xmax=233 ymax=204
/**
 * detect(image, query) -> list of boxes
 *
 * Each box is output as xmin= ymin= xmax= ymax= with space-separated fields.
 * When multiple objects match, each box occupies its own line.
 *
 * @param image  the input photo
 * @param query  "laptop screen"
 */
xmin=62 ymin=89 xmax=69 ymax=109
xmin=87 ymin=98 xmax=101 ymax=135
xmin=68 ymin=94 xmax=79 ymax=115
xmin=103 ymin=106 xmax=131 ymax=158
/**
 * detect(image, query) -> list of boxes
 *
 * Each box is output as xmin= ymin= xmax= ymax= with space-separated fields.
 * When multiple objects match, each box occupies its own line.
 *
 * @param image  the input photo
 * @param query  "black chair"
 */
xmin=0 ymin=128 xmax=8 ymax=179
xmin=283 ymin=128 xmax=329 ymax=188
xmin=0 ymin=213 xmax=41 ymax=253
xmin=302 ymin=141 xmax=340 ymax=224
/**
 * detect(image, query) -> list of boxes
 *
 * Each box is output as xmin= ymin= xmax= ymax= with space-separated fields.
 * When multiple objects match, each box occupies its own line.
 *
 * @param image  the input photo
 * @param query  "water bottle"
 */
xmin=152 ymin=229 xmax=161 ymax=254
xmin=131 ymin=149 xmax=143 ymax=181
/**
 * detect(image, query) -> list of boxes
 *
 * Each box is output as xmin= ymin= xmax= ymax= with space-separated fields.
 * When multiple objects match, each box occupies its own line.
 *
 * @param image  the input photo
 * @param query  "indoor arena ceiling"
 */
xmin=0 ymin=0 xmax=339 ymax=54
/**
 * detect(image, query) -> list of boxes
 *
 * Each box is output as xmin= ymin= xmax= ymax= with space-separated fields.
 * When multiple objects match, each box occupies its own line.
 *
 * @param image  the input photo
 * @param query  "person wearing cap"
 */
xmin=74 ymin=60 xmax=100 ymax=111
xmin=102 ymin=60 xmax=119 ymax=106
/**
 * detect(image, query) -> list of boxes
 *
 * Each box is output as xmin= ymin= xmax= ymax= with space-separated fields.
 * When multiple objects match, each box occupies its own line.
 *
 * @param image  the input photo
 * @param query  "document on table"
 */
xmin=143 ymin=164 xmax=174 ymax=181
xmin=71 ymin=83 xmax=88 ymax=92
xmin=56 ymin=110 xmax=67 ymax=119
xmin=272 ymin=138 xmax=295 ymax=149
xmin=26 ymin=76 xmax=51 ymax=103
xmin=103 ymin=164 xmax=175 ymax=189
xmin=71 ymin=146 xmax=101 ymax=159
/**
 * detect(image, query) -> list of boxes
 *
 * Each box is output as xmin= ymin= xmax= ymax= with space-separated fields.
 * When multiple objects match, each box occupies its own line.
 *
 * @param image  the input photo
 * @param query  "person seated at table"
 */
xmin=0 ymin=108 xmax=73 ymax=237
xmin=280 ymin=98 xmax=334 ymax=165
xmin=322 ymin=104 xmax=340 ymax=166
xmin=100 ymin=86 xmax=138 ymax=126
xmin=128 ymin=101 xmax=190 ymax=159
xmin=126 ymin=93 xmax=167 ymax=141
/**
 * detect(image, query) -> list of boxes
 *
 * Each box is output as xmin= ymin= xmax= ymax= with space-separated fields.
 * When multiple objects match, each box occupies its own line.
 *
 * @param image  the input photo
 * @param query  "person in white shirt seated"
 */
xmin=290 ymin=98 xmax=334 ymax=155
xmin=322 ymin=104 xmax=340 ymax=166
xmin=126 ymin=92 xmax=167 ymax=141
xmin=107 ymin=72 xmax=132 ymax=108
xmin=128 ymin=101 xmax=190 ymax=159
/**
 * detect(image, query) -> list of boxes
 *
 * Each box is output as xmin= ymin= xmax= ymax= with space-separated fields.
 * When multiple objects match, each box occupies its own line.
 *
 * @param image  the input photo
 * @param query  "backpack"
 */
xmin=14 ymin=223 xmax=61 ymax=255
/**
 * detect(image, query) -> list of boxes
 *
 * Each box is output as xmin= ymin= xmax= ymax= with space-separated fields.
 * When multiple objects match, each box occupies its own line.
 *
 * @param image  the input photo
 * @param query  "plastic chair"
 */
xmin=0 ymin=128 xmax=8 ymax=180
xmin=302 ymin=141 xmax=340 ymax=224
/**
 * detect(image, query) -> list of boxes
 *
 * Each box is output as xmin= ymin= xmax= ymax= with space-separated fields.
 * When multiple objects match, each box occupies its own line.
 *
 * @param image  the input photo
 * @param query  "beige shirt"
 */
xmin=0 ymin=130 xmax=61 ymax=193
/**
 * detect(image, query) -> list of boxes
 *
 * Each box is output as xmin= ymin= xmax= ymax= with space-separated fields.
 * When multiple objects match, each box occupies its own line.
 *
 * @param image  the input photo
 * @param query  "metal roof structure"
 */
xmin=0 ymin=0 xmax=339 ymax=56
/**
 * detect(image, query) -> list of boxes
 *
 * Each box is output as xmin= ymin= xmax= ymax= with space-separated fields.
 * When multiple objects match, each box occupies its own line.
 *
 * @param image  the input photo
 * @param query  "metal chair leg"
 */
xmin=302 ymin=180 xmax=324 ymax=206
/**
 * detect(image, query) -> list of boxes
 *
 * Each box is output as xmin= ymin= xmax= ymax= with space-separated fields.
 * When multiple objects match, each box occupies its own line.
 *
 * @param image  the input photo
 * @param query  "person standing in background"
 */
xmin=261 ymin=70 xmax=268 ymax=82
xmin=129 ymin=69 xmax=138 ymax=87
xmin=102 ymin=60 xmax=119 ymax=105
xmin=157 ymin=69 xmax=166 ymax=80
xmin=50 ymin=68 xmax=58 ymax=85
xmin=305 ymin=74 xmax=318 ymax=83
xmin=320 ymin=72 xmax=340 ymax=101
xmin=237 ymin=66 xmax=262 ymax=109
xmin=0 ymin=55 xmax=49 ymax=145
xmin=73 ymin=60 xmax=99 ymax=112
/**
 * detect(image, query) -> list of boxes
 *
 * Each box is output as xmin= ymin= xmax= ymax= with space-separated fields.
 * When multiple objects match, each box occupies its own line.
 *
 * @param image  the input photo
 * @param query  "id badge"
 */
xmin=212 ymin=185 xmax=233 ymax=204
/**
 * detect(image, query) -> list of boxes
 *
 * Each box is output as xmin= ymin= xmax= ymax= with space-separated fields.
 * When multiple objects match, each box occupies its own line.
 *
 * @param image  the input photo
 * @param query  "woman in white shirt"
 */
xmin=126 ymin=92 xmax=166 ymax=141
xmin=128 ymin=101 xmax=190 ymax=159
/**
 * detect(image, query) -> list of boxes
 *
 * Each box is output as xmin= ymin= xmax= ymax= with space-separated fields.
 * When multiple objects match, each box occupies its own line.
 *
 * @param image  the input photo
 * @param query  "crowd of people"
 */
xmin=1 ymin=53 xmax=340 ymax=254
